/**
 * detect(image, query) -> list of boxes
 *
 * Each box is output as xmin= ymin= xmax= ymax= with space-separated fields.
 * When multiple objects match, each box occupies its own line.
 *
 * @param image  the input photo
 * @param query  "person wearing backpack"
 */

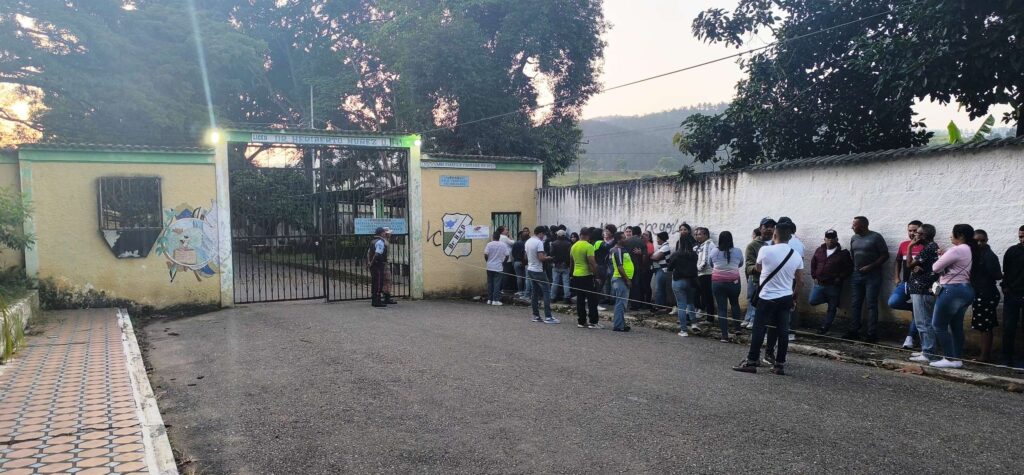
xmin=367 ymin=227 xmax=395 ymax=308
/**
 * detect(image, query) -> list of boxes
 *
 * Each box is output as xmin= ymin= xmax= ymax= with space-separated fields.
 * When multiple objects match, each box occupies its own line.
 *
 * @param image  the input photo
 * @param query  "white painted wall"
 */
xmin=539 ymin=146 xmax=1024 ymax=335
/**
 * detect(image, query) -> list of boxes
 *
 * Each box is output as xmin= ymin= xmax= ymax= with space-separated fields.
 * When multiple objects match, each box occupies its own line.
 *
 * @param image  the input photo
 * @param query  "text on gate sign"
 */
xmin=250 ymin=133 xmax=393 ymax=148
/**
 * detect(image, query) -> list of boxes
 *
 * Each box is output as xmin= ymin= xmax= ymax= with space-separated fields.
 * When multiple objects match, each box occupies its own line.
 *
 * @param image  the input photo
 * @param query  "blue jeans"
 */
xmin=810 ymin=283 xmax=842 ymax=330
xmin=745 ymin=276 xmax=757 ymax=322
xmin=1003 ymin=295 xmax=1024 ymax=368
xmin=528 ymin=271 xmax=552 ymax=318
xmin=672 ymin=278 xmax=697 ymax=330
xmin=747 ymin=295 xmax=794 ymax=365
xmin=612 ymin=278 xmax=630 ymax=330
xmin=932 ymin=283 xmax=974 ymax=359
xmin=550 ymin=267 xmax=571 ymax=301
xmin=849 ymin=270 xmax=883 ymax=337
xmin=514 ymin=261 xmax=528 ymax=294
xmin=654 ymin=268 xmax=672 ymax=307
xmin=712 ymin=281 xmax=741 ymax=338
xmin=888 ymin=282 xmax=917 ymax=337
xmin=486 ymin=270 xmax=503 ymax=302
xmin=910 ymin=293 xmax=938 ymax=361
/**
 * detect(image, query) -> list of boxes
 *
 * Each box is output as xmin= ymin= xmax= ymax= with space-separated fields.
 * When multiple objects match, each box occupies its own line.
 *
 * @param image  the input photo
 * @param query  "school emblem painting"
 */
xmin=441 ymin=213 xmax=473 ymax=259
xmin=156 ymin=204 xmax=219 ymax=282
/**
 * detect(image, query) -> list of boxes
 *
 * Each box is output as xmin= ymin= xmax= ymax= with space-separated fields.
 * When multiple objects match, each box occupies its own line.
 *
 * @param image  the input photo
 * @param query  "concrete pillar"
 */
xmin=408 ymin=138 xmax=424 ymax=299
xmin=213 ymin=139 xmax=234 ymax=307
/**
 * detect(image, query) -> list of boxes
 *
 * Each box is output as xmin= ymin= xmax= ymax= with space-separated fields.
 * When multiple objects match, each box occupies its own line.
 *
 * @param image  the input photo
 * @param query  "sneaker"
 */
xmin=769 ymin=365 xmax=785 ymax=376
xmin=613 ymin=326 xmax=631 ymax=332
xmin=677 ymin=331 xmax=688 ymax=337
xmin=788 ymin=333 xmax=796 ymax=342
xmin=531 ymin=316 xmax=543 ymax=323
xmin=543 ymin=317 xmax=561 ymax=324
xmin=732 ymin=359 xmax=758 ymax=373
xmin=491 ymin=301 xmax=503 ymax=306
xmin=901 ymin=336 xmax=915 ymax=349
xmin=485 ymin=300 xmax=492 ymax=305
xmin=762 ymin=353 xmax=777 ymax=366
xmin=929 ymin=358 xmax=963 ymax=369
xmin=597 ymin=306 xmax=607 ymax=311
xmin=909 ymin=355 xmax=930 ymax=363
xmin=911 ymin=352 xmax=923 ymax=357
xmin=588 ymin=323 xmax=604 ymax=329
xmin=577 ymin=323 xmax=587 ymax=328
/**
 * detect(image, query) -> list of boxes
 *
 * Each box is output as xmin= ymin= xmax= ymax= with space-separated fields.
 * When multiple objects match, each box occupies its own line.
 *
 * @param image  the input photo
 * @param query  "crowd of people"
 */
xmin=480 ymin=217 xmax=1024 ymax=375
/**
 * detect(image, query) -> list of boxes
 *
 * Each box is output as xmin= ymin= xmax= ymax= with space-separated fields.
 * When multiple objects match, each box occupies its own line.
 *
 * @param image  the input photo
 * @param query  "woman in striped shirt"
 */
xmin=709 ymin=231 xmax=745 ymax=342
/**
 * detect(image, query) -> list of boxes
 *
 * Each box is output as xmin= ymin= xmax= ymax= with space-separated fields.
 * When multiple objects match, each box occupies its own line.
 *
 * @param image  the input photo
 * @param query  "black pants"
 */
xmin=571 ymin=275 xmax=600 ymax=325
xmin=750 ymin=295 xmax=794 ymax=365
xmin=696 ymin=274 xmax=715 ymax=319
xmin=629 ymin=267 xmax=647 ymax=309
xmin=370 ymin=263 xmax=385 ymax=305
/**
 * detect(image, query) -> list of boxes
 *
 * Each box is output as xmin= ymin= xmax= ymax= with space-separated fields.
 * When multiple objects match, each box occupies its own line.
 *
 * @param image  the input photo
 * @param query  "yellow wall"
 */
xmin=0 ymin=162 xmax=23 ymax=269
xmin=420 ymin=167 xmax=538 ymax=297
xmin=27 ymin=161 xmax=219 ymax=307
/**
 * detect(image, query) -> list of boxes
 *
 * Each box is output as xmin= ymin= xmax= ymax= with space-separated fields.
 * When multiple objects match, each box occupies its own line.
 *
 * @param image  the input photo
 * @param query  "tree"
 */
xmin=0 ymin=1 xmax=267 ymax=144
xmin=677 ymin=1 xmax=961 ymax=169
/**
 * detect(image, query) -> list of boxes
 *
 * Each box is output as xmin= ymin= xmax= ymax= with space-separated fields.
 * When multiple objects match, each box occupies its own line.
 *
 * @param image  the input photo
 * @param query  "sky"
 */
xmin=582 ymin=0 xmax=1012 ymax=131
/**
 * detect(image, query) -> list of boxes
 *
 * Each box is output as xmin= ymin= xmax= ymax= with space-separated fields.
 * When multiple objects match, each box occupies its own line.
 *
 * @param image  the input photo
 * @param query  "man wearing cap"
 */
xmin=810 ymin=229 xmax=853 ymax=334
xmin=368 ymin=227 xmax=396 ymax=308
xmin=773 ymin=217 xmax=804 ymax=343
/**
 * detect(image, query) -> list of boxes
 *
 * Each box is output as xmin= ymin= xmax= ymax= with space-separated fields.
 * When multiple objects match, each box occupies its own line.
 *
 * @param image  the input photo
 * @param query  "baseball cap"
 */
xmin=374 ymin=226 xmax=386 ymax=235
xmin=382 ymin=227 xmax=392 ymax=233
xmin=824 ymin=229 xmax=838 ymax=239
xmin=556 ymin=230 xmax=566 ymax=236
xmin=759 ymin=217 xmax=777 ymax=227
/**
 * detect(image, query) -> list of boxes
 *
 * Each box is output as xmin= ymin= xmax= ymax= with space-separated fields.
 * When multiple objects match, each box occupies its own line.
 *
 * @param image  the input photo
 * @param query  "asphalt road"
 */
xmin=144 ymin=300 xmax=1023 ymax=474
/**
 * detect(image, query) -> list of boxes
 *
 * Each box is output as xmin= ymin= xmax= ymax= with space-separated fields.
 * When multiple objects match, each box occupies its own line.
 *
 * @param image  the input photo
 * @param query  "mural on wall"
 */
xmin=155 ymin=204 xmax=219 ymax=282
xmin=439 ymin=213 xmax=473 ymax=259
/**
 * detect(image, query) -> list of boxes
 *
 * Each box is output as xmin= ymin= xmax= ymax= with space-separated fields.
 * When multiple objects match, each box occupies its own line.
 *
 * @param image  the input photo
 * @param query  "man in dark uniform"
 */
xmin=368 ymin=227 xmax=397 ymax=308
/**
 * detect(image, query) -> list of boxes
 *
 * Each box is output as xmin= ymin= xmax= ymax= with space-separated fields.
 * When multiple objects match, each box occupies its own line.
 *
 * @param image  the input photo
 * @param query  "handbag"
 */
xmin=750 ymin=249 xmax=795 ymax=307
xmin=931 ymin=261 xmax=969 ymax=297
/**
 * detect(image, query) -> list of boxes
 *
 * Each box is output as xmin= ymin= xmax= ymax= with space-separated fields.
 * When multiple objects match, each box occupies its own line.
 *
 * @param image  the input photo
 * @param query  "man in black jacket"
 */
xmin=1001 ymin=225 xmax=1024 ymax=369
xmin=809 ymin=229 xmax=853 ymax=334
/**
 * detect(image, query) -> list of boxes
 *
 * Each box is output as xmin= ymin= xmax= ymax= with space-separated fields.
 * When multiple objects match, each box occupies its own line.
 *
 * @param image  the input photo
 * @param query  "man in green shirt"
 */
xmin=743 ymin=218 xmax=776 ymax=328
xmin=570 ymin=227 xmax=601 ymax=328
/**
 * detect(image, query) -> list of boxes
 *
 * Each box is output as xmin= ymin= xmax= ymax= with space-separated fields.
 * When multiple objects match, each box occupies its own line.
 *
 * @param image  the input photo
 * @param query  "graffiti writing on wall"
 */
xmin=425 ymin=213 xmax=474 ymax=258
xmin=155 ymin=204 xmax=219 ymax=282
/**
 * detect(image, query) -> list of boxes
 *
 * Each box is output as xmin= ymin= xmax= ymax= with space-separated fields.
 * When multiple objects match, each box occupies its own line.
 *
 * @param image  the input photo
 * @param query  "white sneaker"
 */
xmin=491 ymin=301 xmax=503 ymax=306
xmin=909 ymin=355 xmax=930 ymax=363
xmin=589 ymin=323 xmax=604 ymax=329
xmin=543 ymin=317 xmax=560 ymax=324
xmin=486 ymin=300 xmax=492 ymax=305
xmin=597 ymin=306 xmax=607 ymax=311
xmin=902 ymin=336 xmax=914 ymax=349
xmin=788 ymin=333 xmax=796 ymax=342
xmin=910 ymin=352 xmax=923 ymax=357
xmin=929 ymin=358 xmax=963 ymax=369
xmin=677 ymin=331 xmax=688 ymax=337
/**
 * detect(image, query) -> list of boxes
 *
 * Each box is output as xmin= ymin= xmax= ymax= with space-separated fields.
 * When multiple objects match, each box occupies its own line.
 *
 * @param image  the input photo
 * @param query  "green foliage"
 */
xmin=947 ymin=114 xmax=996 ymax=144
xmin=1 ymin=293 xmax=24 ymax=363
xmin=0 ymin=187 xmax=32 ymax=251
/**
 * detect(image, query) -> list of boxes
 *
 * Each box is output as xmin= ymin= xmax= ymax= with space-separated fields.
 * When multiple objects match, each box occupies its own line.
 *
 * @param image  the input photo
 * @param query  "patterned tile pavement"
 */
xmin=0 ymin=310 xmax=150 ymax=475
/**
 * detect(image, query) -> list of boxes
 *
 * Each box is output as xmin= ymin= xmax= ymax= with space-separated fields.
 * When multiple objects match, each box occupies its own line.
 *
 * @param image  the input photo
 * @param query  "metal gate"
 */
xmin=230 ymin=145 xmax=410 ymax=303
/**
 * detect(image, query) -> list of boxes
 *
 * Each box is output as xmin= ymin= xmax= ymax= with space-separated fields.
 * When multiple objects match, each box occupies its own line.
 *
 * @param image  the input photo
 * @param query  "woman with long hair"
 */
xmin=709 ymin=231 xmax=744 ymax=341
xmin=929 ymin=224 xmax=978 ymax=368
xmin=668 ymin=230 xmax=699 ymax=337
xmin=970 ymin=229 xmax=1002 ymax=362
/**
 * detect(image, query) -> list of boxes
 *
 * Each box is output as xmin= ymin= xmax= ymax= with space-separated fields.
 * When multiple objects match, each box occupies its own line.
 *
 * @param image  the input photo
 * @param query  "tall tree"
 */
xmin=677 ymin=0 xmax=1024 ymax=169
xmin=0 ymin=0 xmax=266 ymax=144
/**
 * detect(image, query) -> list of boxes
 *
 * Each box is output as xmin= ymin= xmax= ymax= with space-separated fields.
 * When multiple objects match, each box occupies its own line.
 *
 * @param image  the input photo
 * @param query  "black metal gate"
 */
xmin=229 ymin=145 xmax=410 ymax=303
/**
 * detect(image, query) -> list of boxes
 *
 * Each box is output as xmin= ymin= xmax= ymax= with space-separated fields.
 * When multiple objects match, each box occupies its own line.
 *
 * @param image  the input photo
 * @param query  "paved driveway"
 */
xmin=144 ymin=300 xmax=1022 ymax=474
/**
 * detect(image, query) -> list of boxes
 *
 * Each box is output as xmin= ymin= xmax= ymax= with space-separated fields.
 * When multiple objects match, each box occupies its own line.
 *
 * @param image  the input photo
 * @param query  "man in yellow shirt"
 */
xmin=569 ymin=227 xmax=601 ymax=328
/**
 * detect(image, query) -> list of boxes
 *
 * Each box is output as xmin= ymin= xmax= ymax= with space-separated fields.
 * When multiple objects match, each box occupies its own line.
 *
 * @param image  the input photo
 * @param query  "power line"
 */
xmin=417 ymin=8 xmax=896 ymax=136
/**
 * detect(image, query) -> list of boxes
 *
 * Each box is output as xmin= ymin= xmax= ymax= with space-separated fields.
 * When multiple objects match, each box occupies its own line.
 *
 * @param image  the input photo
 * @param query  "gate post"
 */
xmin=213 ymin=136 xmax=235 ymax=307
xmin=408 ymin=136 xmax=424 ymax=299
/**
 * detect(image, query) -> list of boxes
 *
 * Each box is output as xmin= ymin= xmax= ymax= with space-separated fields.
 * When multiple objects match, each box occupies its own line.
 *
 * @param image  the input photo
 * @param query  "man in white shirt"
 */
xmin=484 ymin=231 xmax=510 ymax=306
xmin=733 ymin=221 xmax=804 ymax=375
xmin=525 ymin=226 xmax=559 ymax=324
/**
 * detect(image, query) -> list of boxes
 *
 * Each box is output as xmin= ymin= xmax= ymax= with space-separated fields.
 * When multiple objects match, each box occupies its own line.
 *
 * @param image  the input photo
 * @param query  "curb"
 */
xmin=118 ymin=308 xmax=180 ymax=475
xmin=499 ymin=296 xmax=1024 ymax=393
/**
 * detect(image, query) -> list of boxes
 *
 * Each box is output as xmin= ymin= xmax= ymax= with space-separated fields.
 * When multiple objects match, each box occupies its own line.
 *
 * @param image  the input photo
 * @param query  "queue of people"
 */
xmin=483 ymin=218 xmax=1024 ymax=373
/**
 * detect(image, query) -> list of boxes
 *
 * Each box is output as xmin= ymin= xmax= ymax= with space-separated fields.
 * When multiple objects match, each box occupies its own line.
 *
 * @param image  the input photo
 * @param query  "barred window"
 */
xmin=492 ymin=212 xmax=521 ymax=236
xmin=97 ymin=177 xmax=163 ymax=258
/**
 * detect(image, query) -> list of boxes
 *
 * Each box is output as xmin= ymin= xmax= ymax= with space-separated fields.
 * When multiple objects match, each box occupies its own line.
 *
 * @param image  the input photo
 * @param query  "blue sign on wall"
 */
xmin=440 ymin=175 xmax=470 ymax=187
xmin=354 ymin=218 xmax=408 ymax=235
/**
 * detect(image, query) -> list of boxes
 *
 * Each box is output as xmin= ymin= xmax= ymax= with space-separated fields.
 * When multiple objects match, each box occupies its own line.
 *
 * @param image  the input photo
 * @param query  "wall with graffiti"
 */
xmin=420 ymin=166 xmax=539 ymax=296
xmin=156 ymin=204 xmax=219 ymax=282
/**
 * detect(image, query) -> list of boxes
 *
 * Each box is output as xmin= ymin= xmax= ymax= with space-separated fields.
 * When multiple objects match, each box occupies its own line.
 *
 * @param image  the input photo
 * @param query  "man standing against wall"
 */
xmin=733 ymin=221 xmax=803 ymax=375
xmin=526 ymin=227 xmax=559 ymax=324
xmin=484 ymin=230 xmax=510 ymax=306
xmin=892 ymin=220 xmax=924 ymax=348
xmin=1002 ymin=225 xmax=1024 ymax=369
xmin=744 ymin=219 xmax=776 ymax=327
xmin=368 ymin=227 xmax=395 ymax=308
xmin=846 ymin=216 xmax=889 ymax=343
xmin=549 ymin=230 xmax=573 ymax=303
xmin=570 ymin=227 xmax=601 ymax=328
xmin=625 ymin=226 xmax=648 ymax=311
xmin=695 ymin=227 xmax=716 ymax=322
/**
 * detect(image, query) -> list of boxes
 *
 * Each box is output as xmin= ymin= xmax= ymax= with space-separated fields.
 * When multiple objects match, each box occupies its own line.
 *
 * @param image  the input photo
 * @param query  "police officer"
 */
xmin=368 ymin=227 xmax=397 ymax=308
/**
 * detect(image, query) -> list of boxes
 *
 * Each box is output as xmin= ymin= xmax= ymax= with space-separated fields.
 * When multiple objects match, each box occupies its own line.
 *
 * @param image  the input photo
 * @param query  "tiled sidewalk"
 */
xmin=0 ymin=310 xmax=150 ymax=474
